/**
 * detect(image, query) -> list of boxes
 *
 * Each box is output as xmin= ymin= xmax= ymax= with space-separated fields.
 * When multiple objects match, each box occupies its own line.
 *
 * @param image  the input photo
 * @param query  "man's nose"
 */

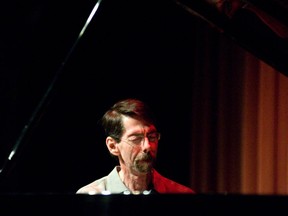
xmin=142 ymin=137 xmax=152 ymax=149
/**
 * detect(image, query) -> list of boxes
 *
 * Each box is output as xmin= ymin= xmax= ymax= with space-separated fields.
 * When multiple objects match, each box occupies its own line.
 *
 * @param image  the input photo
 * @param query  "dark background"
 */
xmin=0 ymin=0 xmax=201 ymax=192
xmin=2 ymin=0 xmax=287 ymax=194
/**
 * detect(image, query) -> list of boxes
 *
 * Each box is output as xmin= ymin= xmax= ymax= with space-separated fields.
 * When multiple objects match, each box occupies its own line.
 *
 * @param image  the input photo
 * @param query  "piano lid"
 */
xmin=175 ymin=0 xmax=288 ymax=76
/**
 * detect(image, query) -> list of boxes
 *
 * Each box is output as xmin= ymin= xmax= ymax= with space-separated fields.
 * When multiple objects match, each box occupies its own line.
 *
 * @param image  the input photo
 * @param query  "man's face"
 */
xmin=117 ymin=116 xmax=159 ymax=174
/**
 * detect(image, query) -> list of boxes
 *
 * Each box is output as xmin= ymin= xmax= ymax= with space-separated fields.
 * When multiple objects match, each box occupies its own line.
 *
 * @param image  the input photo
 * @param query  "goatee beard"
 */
xmin=135 ymin=153 xmax=154 ymax=173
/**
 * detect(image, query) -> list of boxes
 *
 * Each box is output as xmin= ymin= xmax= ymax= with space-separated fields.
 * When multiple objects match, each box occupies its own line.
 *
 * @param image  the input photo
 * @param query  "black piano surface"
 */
xmin=1 ymin=193 xmax=288 ymax=215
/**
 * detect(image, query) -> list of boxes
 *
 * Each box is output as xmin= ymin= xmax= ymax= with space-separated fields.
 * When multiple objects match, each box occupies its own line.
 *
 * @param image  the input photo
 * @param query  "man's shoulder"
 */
xmin=152 ymin=169 xmax=195 ymax=194
xmin=76 ymin=176 xmax=108 ymax=194
xmin=76 ymin=166 xmax=119 ymax=194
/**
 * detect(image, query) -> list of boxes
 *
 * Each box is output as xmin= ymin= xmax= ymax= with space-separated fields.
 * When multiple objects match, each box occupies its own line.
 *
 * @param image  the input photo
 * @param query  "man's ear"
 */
xmin=106 ymin=136 xmax=120 ymax=156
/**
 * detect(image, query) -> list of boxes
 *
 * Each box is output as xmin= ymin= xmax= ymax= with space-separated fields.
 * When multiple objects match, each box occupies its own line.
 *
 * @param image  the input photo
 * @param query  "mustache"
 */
xmin=138 ymin=153 xmax=154 ymax=161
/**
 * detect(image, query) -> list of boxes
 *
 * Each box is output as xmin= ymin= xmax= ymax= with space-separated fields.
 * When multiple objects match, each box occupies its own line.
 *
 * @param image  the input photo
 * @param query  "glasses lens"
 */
xmin=123 ymin=132 xmax=160 ymax=145
xmin=147 ymin=132 xmax=160 ymax=142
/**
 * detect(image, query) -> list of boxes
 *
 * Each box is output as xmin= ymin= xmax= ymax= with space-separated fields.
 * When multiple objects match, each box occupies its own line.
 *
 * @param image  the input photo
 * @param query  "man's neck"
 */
xmin=118 ymin=167 xmax=153 ymax=194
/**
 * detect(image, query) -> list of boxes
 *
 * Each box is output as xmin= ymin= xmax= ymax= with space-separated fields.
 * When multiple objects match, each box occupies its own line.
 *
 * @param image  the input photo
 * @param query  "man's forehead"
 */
xmin=122 ymin=116 xmax=155 ymax=133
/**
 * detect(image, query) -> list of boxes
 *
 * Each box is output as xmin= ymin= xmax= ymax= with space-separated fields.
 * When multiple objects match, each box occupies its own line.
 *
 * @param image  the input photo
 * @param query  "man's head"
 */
xmin=101 ymin=98 xmax=157 ymax=142
xmin=102 ymin=98 xmax=160 ymax=174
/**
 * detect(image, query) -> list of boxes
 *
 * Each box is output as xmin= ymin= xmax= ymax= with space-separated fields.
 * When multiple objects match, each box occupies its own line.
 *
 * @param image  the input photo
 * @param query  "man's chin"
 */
xmin=136 ymin=161 xmax=153 ymax=173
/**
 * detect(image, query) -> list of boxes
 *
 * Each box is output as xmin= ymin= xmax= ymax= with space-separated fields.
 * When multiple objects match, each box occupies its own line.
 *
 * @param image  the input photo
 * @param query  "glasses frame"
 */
xmin=120 ymin=131 xmax=161 ymax=146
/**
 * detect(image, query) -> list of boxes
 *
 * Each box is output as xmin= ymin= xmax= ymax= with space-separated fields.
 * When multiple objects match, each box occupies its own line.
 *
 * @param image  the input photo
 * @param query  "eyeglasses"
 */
xmin=121 ymin=131 xmax=161 ymax=146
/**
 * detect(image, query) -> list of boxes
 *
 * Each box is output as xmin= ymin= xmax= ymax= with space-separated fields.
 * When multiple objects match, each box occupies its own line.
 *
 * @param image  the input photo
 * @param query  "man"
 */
xmin=77 ymin=98 xmax=195 ymax=194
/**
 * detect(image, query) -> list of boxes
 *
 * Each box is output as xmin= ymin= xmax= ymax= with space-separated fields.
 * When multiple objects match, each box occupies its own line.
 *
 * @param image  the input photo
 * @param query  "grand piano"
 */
xmin=1 ymin=0 xmax=288 ymax=214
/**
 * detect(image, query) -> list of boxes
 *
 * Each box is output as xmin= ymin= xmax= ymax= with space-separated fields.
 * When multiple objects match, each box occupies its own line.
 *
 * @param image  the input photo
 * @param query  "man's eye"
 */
xmin=148 ymin=134 xmax=157 ymax=139
xmin=149 ymin=132 xmax=158 ymax=138
xmin=128 ymin=136 xmax=143 ymax=143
